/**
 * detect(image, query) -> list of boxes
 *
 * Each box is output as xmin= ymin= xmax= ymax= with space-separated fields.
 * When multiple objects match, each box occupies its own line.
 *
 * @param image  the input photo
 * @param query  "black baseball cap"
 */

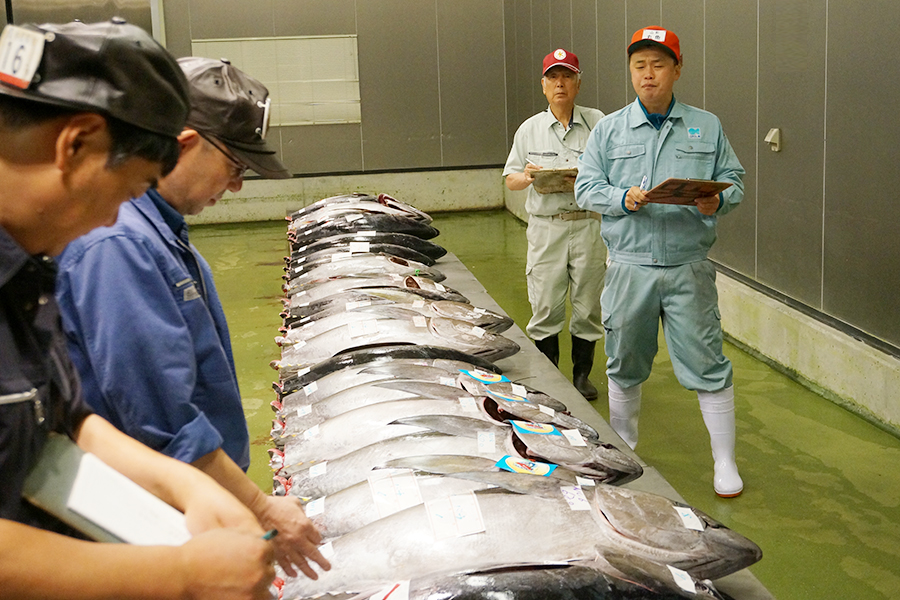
xmin=178 ymin=56 xmax=290 ymax=179
xmin=0 ymin=18 xmax=189 ymax=138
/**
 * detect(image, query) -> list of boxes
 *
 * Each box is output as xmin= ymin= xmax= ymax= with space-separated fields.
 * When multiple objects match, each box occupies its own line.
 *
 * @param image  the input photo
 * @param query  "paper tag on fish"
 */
xmin=538 ymin=403 xmax=556 ymax=417
xmin=296 ymin=244 xmax=308 ymax=253
xmin=473 ymin=307 xmax=486 ymax=315
xmin=367 ymin=581 xmax=410 ymax=600
xmin=561 ymin=428 xmax=587 ymax=447
xmin=667 ymin=565 xmax=696 ymax=594
xmin=296 ymin=366 xmax=311 ymax=377
xmin=469 ymin=326 xmax=486 ymax=338
xmin=303 ymin=381 xmax=318 ymax=396
xmin=425 ymin=492 xmax=485 ymax=540
xmin=434 ymin=283 xmax=446 ymax=291
xmin=496 ymin=456 xmax=557 ymax=476
xmin=348 ymin=320 xmax=379 ymax=338
xmin=358 ymin=230 xmax=377 ymax=237
xmin=413 ymin=316 xmax=427 ymax=328
xmin=368 ymin=469 xmax=423 ymax=519
xmin=296 ymin=405 xmax=312 ymax=417
xmin=304 ymin=497 xmax=325 ymax=517
xmin=477 ymin=431 xmax=495 ymax=453
xmin=674 ymin=506 xmax=705 ymax=531
xmin=319 ymin=540 xmax=335 ymax=559
xmin=344 ymin=213 xmax=364 ymax=222
xmin=510 ymin=383 xmax=528 ymax=397
xmin=302 ymin=424 xmax=320 ymax=440
xmin=348 ymin=241 xmax=370 ymax=253
xmin=440 ymin=377 xmax=456 ymax=387
xmin=458 ymin=397 xmax=478 ymax=412
xmin=511 ymin=421 xmax=562 ymax=436
xmin=309 ymin=462 xmax=327 ymax=477
xmin=345 ymin=301 xmax=371 ymax=311
xmin=576 ymin=476 xmax=596 ymax=487
xmin=297 ymin=316 xmax=312 ymax=326
xmin=460 ymin=369 xmax=510 ymax=384
xmin=560 ymin=485 xmax=592 ymax=511
xmin=330 ymin=251 xmax=352 ymax=262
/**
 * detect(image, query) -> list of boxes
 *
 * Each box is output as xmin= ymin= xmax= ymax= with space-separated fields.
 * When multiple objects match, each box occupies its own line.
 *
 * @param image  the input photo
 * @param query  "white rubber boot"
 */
xmin=698 ymin=385 xmax=743 ymax=497
xmin=608 ymin=378 xmax=641 ymax=450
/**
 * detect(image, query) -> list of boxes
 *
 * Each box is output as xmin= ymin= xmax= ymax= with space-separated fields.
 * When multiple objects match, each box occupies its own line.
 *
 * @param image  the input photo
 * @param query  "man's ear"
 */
xmin=177 ymin=128 xmax=202 ymax=152
xmin=54 ymin=113 xmax=109 ymax=172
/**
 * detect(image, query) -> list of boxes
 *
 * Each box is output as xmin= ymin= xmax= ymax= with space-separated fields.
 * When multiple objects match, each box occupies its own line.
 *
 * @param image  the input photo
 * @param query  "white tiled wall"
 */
xmin=191 ymin=35 xmax=361 ymax=126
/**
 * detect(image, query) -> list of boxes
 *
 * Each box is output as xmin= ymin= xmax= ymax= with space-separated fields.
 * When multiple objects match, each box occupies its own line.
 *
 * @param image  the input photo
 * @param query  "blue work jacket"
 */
xmin=56 ymin=192 xmax=250 ymax=470
xmin=575 ymin=99 xmax=745 ymax=266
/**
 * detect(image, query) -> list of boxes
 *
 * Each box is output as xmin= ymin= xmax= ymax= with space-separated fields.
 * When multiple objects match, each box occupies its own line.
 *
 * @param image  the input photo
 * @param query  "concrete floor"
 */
xmin=193 ymin=210 xmax=900 ymax=600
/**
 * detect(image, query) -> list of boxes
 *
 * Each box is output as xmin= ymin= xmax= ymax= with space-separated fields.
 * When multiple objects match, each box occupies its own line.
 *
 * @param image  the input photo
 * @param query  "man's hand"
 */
xmin=258 ymin=495 xmax=332 ymax=579
xmin=695 ymin=194 xmax=720 ymax=216
xmin=625 ymin=186 xmax=648 ymax=211
xmin=179 ymin=528 xmax=276 ymax=600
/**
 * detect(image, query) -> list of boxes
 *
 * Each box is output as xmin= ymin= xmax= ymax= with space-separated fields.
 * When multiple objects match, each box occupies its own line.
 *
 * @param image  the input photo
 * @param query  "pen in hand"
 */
xmin=639 ymin=175 xmax=648 ymax=191
xmin=262 ymin=528 xmax=279 ymax=541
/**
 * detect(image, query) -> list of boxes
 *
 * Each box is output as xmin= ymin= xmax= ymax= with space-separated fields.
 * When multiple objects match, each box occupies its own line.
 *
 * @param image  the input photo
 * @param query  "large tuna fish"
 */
xmin=277 ymin=315 xmax=519 ymax=373
xmin=289 ymin=213 xmax=440 ymax=246
xmin=287 ymin=254 xmax=444 ymax=288
xmin=278 ymin=481 xmax=762 ymax=598
xmin=288 ymin=192 xmax=433 ymax=225
xmin=287 ymin=275 xmax=467 ymax=305
xmin=274 ymin=345 xmax=501 ymax=398
xmin=290 ymin=232 xmax=447 ymax=262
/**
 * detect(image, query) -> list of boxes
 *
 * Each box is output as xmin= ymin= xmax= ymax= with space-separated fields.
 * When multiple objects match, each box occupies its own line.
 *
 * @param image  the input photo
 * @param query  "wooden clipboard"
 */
xmin=531 ymin=168 xmax=578 ymax=194
xmin=644 ymin=178 xmax=732 ymax=205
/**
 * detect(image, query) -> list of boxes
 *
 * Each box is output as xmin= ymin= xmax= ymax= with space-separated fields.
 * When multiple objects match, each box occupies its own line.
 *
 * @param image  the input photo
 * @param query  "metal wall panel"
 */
xmin=662 ymin=0 xmax=703 ymax=109
xmin=356 ymin=0 xmax=441 ymax=171
xmin=756 ymin=0 xmax=826 ymax=308
xmin=571 ymin=0 xmax=600 ymax=112
xmin=503 ymin=0 xmax=521 ymax=148
xmin=273 ymin=0 xmax=357 ymax=37
xmin=163 ymin=0 xmax=191 ymax=57
xmin=549 ymin=0 xmax=573 ymax=51
xmin=530 ymin=0 xmax=552 ymax=114
xmin=595 ymin=0 xmax=628 ymax=112
xmin=10 ymin=0 xmax=152 ymax=32
xmin=189 ymin=0 xmax=274 ymax=39
xmin=823 ymin=0 xmax=900 ymax=344
xmin=623 ymin=0 xmax=662 ymax=106
xmin=280 ymin=124 xmax=362 ymax=174
xmin=436 ymin=0 xmax=506 ymax=167
xmin=705 ymin=0 xmax=758 ymax=276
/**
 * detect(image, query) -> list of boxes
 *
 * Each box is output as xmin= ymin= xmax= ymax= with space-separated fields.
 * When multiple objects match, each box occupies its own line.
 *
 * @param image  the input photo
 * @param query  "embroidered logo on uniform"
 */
xmin=554 ymin=49 xmax=567 ymax=60
xmin=688 ymin=127 xmax=702 ymax=139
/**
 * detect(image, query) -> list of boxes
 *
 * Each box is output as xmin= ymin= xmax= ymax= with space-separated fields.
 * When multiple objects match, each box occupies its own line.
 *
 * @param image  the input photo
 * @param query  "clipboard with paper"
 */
xmin=644 ymin=178 xmax=732 ymax=205
xmin=531 ymin=168 xmax=578 ymax=194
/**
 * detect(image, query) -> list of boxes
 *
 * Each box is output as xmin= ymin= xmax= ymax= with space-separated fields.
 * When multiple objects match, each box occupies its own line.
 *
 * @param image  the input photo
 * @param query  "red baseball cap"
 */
xmin=542 ymin=48 xmax=580 ymax=75
xmin=628 ymin=26 xmax=681 ymax=63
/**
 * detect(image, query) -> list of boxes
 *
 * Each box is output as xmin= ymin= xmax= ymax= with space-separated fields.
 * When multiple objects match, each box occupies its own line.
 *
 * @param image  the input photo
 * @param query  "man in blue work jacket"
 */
xmin=57 ymin=57 xmax=331 ymax=577
xmin=575 ymin=26 xmax=746 ymax=497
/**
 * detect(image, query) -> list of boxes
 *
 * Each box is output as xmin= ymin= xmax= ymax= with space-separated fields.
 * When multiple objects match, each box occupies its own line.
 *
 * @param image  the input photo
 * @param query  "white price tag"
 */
xmin=470 ymin=326 xmax=486 ymax=338
xmin=575 ymin=476 xmax=596 ymax=487
xmin=477 ymin=430 xmax=496 ymax=453
xmin=368 ymin=469 xmax=423 ymax=519
xmin=511 ymin=384 xmax=528 ymax=397
xmin=425 ymin=492 xmax=485 ymax=540
xmin=0 ymin=26 xmax=45 ymax=89
xmin=458 ymin=397 xmax=478 ymax=412
xmin=319 ymin=540 xmax=335 ymax=558
xmin=358 ymin=230 xmax=378 ymax=237
xmin=560 ymin=485 xmax=592 ymax=511
xmin=413 ymin=316 xmax=427 ymax=328
xmin=305 ymin=497 xmax=325 ymax=517
xmin=434 ymin=283 xmax=446 ymax=291
xmin=667 ymin=565 xmax=696 ymax=594
xmin=412 ymin=300 xmax=426 ymax=308
xmin=348 ymin=320 xmax=379 ymax=338
xmin=296 ymin=404 xmax=312 ymax=417
xmin=674 ymin=506 xmax=705 ymax=531
xmin=538 ymin=403 xmax=556 ymax=417
xmin=344 ymin=213 xmax=364 ymax=222
xmin=302 ymin=424 xmax=320 ymax=440
xmin=296 ymin=366 xmax=311 ymax=377
xmin=303 ymin=381 xmax=318 ymax=396
xmin=309 ymin=461 xmax=327 ymax=477
xmin=561 ymin=428 xmax=587 ymax=447
xmin=348 ymin=241 xmax=370 ymax=253
xmin=440 ymin=377 xmax=456 ymax=387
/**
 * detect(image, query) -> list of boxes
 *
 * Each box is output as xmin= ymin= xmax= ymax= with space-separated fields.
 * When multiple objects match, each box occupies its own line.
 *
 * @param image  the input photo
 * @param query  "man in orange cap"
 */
xmin=575 ymin=27 xmax=746 ymax=497
xmin=503 ymin=48 xmax=606 ymax=401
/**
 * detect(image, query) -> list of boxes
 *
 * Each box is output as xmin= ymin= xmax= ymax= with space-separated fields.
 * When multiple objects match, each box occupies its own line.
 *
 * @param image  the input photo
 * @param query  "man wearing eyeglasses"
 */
xmin=56 ymin=58 xmax=332 ymax=580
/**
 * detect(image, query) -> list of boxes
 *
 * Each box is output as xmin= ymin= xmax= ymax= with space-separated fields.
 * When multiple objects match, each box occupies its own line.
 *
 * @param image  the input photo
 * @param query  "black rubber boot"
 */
xmin=571 ymin=336 xmax=599 ymax=401
xmin=533 ymin=334 xmax=560 ymax=367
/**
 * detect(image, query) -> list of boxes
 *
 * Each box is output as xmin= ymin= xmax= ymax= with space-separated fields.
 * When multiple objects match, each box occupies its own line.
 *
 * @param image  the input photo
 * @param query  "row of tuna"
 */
xmin=267 ymin=193 xmax=762 ymax=600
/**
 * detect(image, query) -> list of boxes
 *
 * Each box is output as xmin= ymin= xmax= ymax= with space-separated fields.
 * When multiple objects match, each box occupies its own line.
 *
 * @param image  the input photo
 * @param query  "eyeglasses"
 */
xmin=200 ymin=133 xmax=248 ymax=179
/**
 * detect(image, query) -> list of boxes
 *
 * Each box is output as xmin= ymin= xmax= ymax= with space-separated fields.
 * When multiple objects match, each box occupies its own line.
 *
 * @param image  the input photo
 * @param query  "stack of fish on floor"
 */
xmin=269 ymin=193 xmax=762 ymax=600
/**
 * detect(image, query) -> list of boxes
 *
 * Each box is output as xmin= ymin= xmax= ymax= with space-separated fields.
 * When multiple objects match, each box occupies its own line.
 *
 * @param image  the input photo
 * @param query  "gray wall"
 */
xmin=8 ymin=1 xmax=899 ymax=350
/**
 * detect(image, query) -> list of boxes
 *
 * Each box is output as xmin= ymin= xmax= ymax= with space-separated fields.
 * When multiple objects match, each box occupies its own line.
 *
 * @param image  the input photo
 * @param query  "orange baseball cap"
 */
xmin=628 ymin=26 xmax=681 ymax=63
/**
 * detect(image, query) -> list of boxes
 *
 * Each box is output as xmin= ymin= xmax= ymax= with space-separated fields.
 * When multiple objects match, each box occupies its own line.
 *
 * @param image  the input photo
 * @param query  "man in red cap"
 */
xmin=575 ymin=27 xmax=746 ymax=497
xmin=503 ymin=48 xmax=606 ymax=401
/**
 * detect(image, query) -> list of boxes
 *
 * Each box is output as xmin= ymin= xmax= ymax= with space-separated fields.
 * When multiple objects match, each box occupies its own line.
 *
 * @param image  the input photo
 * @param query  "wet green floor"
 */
xmin=193 ymin=209 xmax=900 ymax=600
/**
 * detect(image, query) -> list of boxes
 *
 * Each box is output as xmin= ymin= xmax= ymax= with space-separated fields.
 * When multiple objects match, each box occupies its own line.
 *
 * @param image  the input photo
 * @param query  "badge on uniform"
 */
xmin=688 ymin=127 xmax=702 ymax=139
